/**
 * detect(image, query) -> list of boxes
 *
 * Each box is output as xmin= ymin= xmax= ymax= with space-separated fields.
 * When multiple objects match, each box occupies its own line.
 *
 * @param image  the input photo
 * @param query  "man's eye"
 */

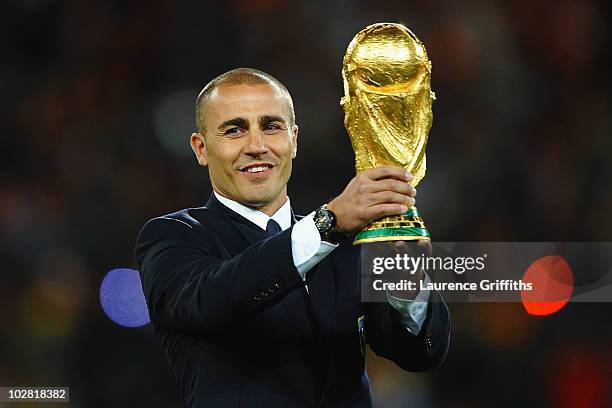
xmin=225 ymin=127 xmax=242 ymax=135
xmin=263 ymin=124 xmax=281 ymax=131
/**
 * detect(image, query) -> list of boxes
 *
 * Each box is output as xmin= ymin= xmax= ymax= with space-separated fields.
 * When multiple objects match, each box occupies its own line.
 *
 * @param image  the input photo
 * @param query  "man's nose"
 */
xmin=244 ymin=130 xmax=268 ymax=156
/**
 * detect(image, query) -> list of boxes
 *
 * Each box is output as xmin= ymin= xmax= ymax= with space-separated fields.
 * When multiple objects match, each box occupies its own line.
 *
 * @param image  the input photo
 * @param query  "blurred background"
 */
xmin=1 ymin=0 xmax=611 ymax=407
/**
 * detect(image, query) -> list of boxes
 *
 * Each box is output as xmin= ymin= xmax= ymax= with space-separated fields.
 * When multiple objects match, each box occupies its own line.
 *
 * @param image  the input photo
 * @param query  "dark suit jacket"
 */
xmin=135 ymin=194 xmax=450 ymax=407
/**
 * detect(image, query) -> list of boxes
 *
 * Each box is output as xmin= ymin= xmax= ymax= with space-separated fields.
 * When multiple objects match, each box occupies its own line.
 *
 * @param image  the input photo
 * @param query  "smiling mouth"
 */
xmin=240 ymin=164 xmax=274 ymax=174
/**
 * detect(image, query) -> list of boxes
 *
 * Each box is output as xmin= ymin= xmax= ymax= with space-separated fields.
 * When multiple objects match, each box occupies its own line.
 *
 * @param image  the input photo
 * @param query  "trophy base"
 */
xmin=353 ymin=206 xmax=430 ymax=245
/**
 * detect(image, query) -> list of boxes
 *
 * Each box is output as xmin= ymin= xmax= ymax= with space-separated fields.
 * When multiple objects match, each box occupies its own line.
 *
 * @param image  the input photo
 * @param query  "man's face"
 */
xmin=191 ymin=83 xmax=298 ymax=211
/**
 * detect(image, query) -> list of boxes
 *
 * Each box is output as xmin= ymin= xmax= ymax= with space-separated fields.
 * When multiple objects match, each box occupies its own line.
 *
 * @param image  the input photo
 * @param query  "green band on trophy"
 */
xmin=354 ymin=228 xmax=431 ymax=245
xmin=353 ymin=206 xmax=431 ymax=244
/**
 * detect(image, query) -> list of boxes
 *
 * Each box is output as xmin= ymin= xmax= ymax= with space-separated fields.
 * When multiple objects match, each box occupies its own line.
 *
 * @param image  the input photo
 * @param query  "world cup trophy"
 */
xmin=341 ymin=23 xmax=435 ymax=245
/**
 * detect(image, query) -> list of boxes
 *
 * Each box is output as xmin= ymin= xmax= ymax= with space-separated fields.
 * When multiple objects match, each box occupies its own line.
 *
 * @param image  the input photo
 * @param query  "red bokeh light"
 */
xmin=521 ymin=255 xmax=573 ymax=316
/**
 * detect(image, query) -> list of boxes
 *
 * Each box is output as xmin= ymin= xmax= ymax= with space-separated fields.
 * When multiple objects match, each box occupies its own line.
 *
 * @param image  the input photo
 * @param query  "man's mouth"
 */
xmin=240 ymin=163 xmax=274 ymax=174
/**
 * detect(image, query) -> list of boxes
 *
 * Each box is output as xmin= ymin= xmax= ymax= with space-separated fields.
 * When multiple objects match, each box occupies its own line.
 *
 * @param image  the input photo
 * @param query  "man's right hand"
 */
xmin=327 ymin=166 xmax=417 ymax=234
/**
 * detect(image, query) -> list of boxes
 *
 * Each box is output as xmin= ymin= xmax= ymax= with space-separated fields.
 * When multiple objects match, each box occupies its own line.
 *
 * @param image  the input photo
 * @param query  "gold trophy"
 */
xmin=341 ymin=23 xmax=435 ymax=245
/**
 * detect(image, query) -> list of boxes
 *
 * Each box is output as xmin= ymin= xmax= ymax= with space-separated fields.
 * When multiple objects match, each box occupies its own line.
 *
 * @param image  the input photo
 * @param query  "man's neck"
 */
xmin=248 ymin=196 xmax=288 ymax=216
xmin=212 ymin=191 xmax=292 ymax=231
xmin=213 ymin=190 xmax=288 ymax=217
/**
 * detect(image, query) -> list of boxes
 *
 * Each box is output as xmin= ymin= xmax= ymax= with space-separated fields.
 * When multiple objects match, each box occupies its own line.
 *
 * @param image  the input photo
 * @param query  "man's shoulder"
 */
xmin=144 ymin=206 xmax=207 ymax=227
xmin=136 ymin=206 xmax=225 ymax=240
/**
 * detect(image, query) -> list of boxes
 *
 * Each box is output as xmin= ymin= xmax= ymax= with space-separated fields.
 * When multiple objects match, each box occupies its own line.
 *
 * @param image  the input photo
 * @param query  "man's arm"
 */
xmin=135 ymin=216 xmax=305 ymax=334
xmin=364 ymin=290 xmax=450 ymax=372
xmin=327 ymin=166 xmax=451 ymax=371
xmin=384 ymin=239 xmax=434 ymax=335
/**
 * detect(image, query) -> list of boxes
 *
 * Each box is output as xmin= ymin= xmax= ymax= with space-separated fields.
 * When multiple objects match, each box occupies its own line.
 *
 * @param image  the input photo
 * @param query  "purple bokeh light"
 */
xmin=100 ymin=268 xmax=150 ymax=327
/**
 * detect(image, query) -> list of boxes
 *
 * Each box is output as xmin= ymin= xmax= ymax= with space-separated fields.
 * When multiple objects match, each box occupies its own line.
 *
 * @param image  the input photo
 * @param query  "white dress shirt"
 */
xmin=213 ymin=191 xmax=429 ymax=335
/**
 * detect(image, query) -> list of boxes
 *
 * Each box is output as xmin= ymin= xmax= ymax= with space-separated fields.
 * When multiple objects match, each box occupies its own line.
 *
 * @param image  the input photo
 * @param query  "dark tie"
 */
xmin=266 ymin=219 xmax=282 ymax=236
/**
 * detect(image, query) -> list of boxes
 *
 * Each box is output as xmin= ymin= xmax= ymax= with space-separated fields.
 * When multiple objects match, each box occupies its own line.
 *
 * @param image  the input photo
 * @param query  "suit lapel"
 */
xmin=280 ymin=287 xmax=314 ymax=345
xmin=304 ymin=256 xmax=337 ymax=402
xmin=282 ymin=207 xmax=315 ymax=346
xmin=305 ymin=259 xmax=337 ymax=339
xmin=205 ymin=194 xmax=265 ymax=233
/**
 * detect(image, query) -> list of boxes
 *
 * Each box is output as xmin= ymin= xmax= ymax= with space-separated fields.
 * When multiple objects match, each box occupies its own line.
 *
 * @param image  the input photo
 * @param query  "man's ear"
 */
xmin=190 ymin=132 xmax=208 ymax=167
xmin=291 ymin=124 xmax=298 ymax=159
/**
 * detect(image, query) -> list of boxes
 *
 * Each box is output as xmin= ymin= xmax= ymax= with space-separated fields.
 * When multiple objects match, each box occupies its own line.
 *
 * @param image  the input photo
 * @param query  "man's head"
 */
xmin=191 ymin=68 xmax=298 ymax=214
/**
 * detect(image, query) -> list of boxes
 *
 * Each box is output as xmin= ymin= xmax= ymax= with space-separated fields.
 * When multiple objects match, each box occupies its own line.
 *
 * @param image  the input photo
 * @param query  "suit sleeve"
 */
xmin=134 ymin=216 xmax=306 ymax=335
xmin=364 ymin=289 xmax=451 ymax=372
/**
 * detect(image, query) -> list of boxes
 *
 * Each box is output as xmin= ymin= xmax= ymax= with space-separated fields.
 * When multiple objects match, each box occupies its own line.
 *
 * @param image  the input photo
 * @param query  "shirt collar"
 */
xmin=213 ymin=191 xmax=292 ymax=232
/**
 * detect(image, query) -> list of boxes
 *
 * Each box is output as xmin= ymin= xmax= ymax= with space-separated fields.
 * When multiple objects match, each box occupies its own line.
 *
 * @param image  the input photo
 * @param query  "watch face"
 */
xmin=315 ymin=208 xmax=333 ymax=232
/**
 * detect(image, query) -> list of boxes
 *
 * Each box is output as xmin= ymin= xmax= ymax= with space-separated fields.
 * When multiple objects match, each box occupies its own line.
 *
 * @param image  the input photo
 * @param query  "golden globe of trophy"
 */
xmin=341 ymin=22 xmax=435 ymax=245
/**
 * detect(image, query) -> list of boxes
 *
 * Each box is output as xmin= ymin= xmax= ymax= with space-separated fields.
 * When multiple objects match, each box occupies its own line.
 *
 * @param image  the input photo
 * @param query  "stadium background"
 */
xmin=1 ymin=0 xmax=610 ymax=406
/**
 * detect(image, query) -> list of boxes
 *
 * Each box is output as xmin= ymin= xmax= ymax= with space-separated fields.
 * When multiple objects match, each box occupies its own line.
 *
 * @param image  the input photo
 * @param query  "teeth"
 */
xmin=246 ymin=166 xmax=269 ymax=173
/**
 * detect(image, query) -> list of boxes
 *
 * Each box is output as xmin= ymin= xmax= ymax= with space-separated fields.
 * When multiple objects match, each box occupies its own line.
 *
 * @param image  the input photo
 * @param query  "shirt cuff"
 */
xmin=291 ymin=213 xmax=338 ymax=280
xmin=386 ymin=273 xmax=432 ymax=335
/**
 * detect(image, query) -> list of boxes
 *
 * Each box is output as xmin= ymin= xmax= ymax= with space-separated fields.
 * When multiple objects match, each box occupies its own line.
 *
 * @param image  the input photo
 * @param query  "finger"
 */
xmin=394 ymin=240 xmax=411 ymax=249
xmin=367 ymin=191 xmax=414 ymax=207
xmin=393 ymin=240 xmax=409 ymax=253
xmin=364 ymin=166 xmax=413 ymax=182
xmin=367 ymin=179 xmax=416 ymax=196
xmin=417 ymin=239 xmax=433 ymax=256
xmin=366 ymin=203 xmax=409 ymax=220
xmin=394 ymin=240 xmax=429 ymax=256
